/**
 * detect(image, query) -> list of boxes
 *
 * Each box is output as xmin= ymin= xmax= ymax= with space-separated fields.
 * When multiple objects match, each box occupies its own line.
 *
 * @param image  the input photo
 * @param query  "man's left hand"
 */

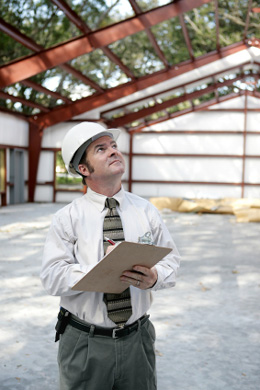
xmin=120 ymin=266 xmax=158 ymax=289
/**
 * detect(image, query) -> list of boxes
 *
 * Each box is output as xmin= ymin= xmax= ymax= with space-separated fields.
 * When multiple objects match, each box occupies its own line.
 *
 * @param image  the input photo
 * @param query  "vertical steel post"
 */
xmin=129 ymin=132 xmax=133 ymax=193
xmin=53 ymin=151 xmax=57 ymax=203
xmin=241 ymin=91 xmax=248 ymax=198
xmin=28 ymin=123 xmax=42 ymax=202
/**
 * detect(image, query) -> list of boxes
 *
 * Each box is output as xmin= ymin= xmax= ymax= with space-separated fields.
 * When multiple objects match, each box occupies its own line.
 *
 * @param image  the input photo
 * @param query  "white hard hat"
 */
xmin=61 ymin=122 xmax=121 ymax=176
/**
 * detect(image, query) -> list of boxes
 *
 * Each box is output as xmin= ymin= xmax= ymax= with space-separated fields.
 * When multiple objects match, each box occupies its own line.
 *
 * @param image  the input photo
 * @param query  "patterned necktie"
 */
xmin=103 ymin=197 xmax=132 ymax=327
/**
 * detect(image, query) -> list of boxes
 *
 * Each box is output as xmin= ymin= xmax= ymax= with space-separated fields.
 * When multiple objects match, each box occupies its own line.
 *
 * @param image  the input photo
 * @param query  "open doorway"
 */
xmin=10 ymin=149 xmax=25 ymax=204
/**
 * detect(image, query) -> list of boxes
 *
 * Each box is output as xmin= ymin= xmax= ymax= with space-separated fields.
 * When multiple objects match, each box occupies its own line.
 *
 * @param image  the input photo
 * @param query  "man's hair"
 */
xmin=79 ymin=150 xmax=94 ymax=185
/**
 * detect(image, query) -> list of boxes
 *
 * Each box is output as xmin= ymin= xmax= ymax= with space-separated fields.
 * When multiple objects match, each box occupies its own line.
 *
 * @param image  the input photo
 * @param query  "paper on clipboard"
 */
xmin=72 ymin=241 xmax=172 ymax=294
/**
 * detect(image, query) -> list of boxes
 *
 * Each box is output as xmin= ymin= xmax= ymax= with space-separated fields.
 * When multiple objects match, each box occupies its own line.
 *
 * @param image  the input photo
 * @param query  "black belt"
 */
xmin=68 ymin=314 xmax=149 ymax=339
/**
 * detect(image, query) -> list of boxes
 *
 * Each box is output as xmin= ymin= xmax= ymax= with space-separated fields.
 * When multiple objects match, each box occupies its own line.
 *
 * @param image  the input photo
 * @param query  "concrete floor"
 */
xmin=0 ymin=203 xmax=259 ymax=390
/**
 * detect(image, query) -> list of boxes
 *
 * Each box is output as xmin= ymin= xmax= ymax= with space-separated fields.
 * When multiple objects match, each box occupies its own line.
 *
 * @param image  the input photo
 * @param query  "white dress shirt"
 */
xmin=41 ymin=186 xmax=180 ymax=327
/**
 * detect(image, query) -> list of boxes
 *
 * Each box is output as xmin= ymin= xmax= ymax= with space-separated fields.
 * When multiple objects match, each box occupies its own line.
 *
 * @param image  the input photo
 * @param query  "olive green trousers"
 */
xmin=58 ymin=318 xmax=157 ymax=390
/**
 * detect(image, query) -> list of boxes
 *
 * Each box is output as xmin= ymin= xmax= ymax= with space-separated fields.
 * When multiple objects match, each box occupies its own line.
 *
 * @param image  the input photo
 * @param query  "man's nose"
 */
xmin=108 ymin=146 xmax=117 ymax=155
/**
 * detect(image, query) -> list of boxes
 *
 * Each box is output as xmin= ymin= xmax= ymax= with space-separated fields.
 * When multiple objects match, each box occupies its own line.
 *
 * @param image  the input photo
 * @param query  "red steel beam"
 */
xmin=0 ymin=18 xmax=103 ymax=92
xmin=243 ymin=0 xmax=253 ymax=41
xmin=51 ymin=0 xmax=135 ymax=79
xmin=128 ymin=0 xmax=169 ymax=67
xmin=101 ymin=61 xmax=252 ymax=117
xmin=101 ymin=47 xmax=135 ymax=79
xmin=0 ymin=90 xmax=50 ymax=112
xmin=28 ymin=122 xmax=43 ymax=202
xmin=107 ymin=75 xmax=242 ymax=127
xmin=50 ymin=0 xmax=89 ymax=33
xmin=214 ymin=0 xmax=220 ymax=51
xmin=0 ymin=17 xmax=42 ymax=51
xmin=203 ymin=108 xmax=260 ymax=112
xmin=0 ymin=0 xmax=212 ymax=87
xmin=132 ymin=153 xmax=248 ymax=158
xmin=179 ymin=13 xmax=194 ymax=60
xmin=136 ymin=130 xmax=260 ymax=135
xmin=60 ymin=63 xmax=104 ymax=92
xmin=241 ymin=91 xmax=248 ymax=197
xmin=130 ymin=92 xmax=242 ymax=132
xmin=32 ymin=41 xmax=248 ymax=129
xmin=128 ymin=132 xmax=134 ymax=193
xmin=0 ymin=107 xmax=28 ymax=119
xmin=21 ymin=79 xmax=72 ymax=104
xmin=0 ymin=148 xmax=7 ymax=206
xmin=131 ymin=179 xmax=260 ymax=186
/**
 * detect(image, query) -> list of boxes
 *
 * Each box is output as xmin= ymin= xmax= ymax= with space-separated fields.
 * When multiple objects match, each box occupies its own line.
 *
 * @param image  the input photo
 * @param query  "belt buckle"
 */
xmin=112 ymin=328 xmax=119 ymax=339
xmin=112 ymin=324 xmax=124 ymax=339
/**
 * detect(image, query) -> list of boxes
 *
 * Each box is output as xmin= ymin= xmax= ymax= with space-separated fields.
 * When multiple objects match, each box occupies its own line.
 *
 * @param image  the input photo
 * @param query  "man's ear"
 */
xmin=78 ymin=164 xmax=90 ymax=177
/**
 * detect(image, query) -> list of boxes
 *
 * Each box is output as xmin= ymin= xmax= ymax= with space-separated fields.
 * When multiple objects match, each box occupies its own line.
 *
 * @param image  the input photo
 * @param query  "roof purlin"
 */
xmin=106 ymin=76 xmax=243 ymax=128
xmin=0 ymin=0 xmax=211 ymax=88
xmin=101 ymin=61 xmax=252 ymax=117
xmin=214 ymin=0 xmax=220 ymax=51
xmin=179 ymin=13 xmax=194 ymax=60
xmin=243 ymin=0 xmax=253 ymax=41
xmin=0 ymin=17 xmax=103 ymax=92
xmin=128 ymin=0 xmax=169 ymax=67
xmin=0 ymin=90 xmax=50 ymax=113
xmin=31 ymin=41 xmax=249 ymax=130
xmin=130 ymin=92 xmax=244 ymax=132
xmin=51 ymin=0 xmax=135 ymax=79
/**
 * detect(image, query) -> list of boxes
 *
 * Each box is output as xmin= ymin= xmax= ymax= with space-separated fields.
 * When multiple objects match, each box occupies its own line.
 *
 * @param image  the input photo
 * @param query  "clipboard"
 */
xmin=72 ymin=241 xmax=172 ymax=293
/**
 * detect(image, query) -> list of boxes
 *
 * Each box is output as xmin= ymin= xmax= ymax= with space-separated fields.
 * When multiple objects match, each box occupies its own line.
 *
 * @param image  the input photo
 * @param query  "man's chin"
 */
xmin=110 ymin=165 xmax=125 ymax=176
xmin=110 ymin=160 xmax=124 ymax=168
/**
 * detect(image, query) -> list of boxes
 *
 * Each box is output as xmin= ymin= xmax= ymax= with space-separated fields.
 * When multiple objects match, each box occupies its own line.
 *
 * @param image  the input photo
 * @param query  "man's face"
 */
xmin=82 ymin=136 xmax=125 ymax=181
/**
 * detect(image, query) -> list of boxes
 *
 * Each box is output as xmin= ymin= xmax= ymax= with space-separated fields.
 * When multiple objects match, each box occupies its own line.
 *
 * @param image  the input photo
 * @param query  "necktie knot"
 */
xmin=105 ymin=197 xmax=117 ymax=210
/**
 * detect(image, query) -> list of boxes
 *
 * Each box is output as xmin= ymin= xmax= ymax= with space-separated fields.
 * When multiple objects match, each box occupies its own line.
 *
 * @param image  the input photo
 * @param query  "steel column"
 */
xmin=28 ymin=123 xmax=43 ymax=202
xmin=241 ymin=92 xmax=248 ymax=197
xmin=128 ymin=133 xmax=133 ymax=193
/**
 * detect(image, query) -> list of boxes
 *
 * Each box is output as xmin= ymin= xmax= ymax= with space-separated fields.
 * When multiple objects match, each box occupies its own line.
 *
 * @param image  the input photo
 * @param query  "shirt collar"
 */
xmin=86 ymin=186 xmax=125 ymax=212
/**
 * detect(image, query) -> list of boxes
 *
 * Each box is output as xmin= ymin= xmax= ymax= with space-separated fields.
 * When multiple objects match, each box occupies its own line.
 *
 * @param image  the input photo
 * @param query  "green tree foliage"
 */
xmin=0 ymin=0 xmax=259 ymax=117
xmin=55 ymin=151 xmax=82 ymax=188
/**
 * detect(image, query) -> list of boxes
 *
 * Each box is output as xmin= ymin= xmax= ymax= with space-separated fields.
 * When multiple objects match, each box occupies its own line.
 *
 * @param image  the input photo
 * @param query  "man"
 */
xmin=41 ymin=122 xmax=180 ymax=390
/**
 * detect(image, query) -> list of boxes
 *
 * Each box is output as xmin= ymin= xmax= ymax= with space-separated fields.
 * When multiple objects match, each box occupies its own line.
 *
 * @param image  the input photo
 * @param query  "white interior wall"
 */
xmin=34 ymin=151 xmax=54 ymax=203
xmin=244 ymin=186 xmax=260 ymax=198
xmin=0 ymin=93 xmax=260 ymax=205
xmin=145 ymin=110 xmax=245 ymax=131
xmin=133 ymin=96 xmax=260 ymax=199
xmin=246 ymin=134 xmax=260 ymax=155
xmin=133 ymin=133 xmax=244 ymax=155
xmin=245 ymin=159 xmax=260 ymax=183
xmin=132 ymin=183 xmax=242 ymax=199
xmin=55 ymin=191 xmax=86 ymax=203
xmin=42 ymin=122 xmax=73 ymax=148
xmin=37 ymin=151 xmax=54 ymax=182
xmin=35 ymin=185 xmax=53 ymax=203
xmin=0 ymin=113 xmax=28 ymax=147
xmin=133 ymin=157 xmax=242 ymax=182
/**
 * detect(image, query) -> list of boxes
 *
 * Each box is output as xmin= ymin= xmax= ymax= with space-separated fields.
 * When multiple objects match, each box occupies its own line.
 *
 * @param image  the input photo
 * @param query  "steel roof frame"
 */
xmin=31 ymin=41 xmax=249 ymax=129
xmin=0 ymin=0 xmax=212 ymax=88
xmin=0 ymin=0 xmax=258 ymax=202
xmin=0 ymin=0 xmax=256 ymax=131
